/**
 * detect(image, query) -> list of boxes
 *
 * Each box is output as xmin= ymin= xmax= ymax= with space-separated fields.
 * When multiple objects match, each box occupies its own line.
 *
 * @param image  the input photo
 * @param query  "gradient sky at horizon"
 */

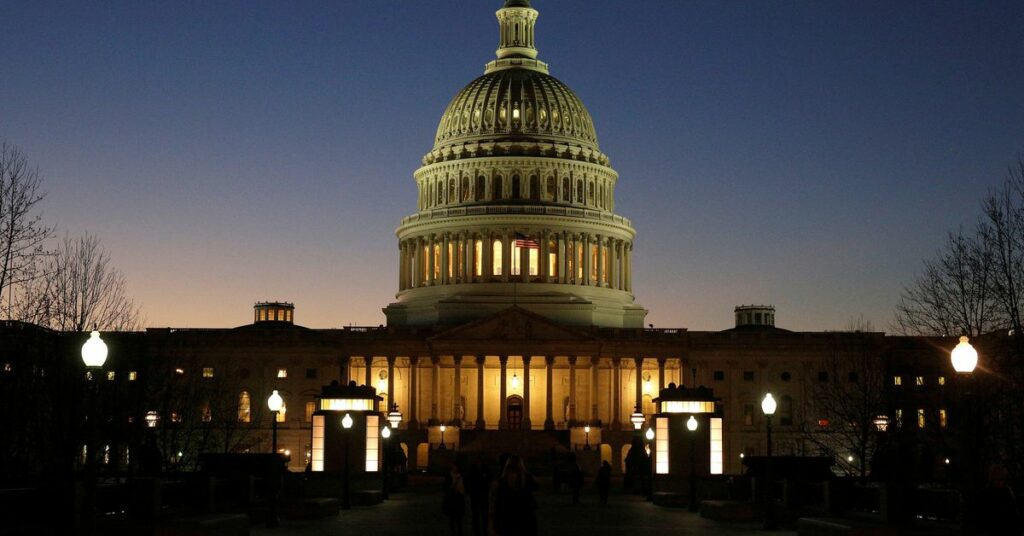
xmin=2 ymin=1 xmax=1022 ymax=331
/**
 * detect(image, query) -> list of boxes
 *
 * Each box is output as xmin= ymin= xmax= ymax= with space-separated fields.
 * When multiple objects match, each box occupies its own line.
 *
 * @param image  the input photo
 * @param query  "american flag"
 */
xmin=513 ymin=233 xmax=539 ymax=248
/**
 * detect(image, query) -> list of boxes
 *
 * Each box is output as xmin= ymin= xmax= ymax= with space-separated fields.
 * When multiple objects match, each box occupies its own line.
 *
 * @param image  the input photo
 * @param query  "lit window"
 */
xmin=743 ymin=404 xmax=754 ymax=426
xmin=915 ymin=376 xmax=924 ymax=386
xmin=106 ymin=371 xmax=116 ymax=381
xmin=203 ymin=367 xmax=214 ymax=378
xmin=528 ymin=247 xmax=538 ymax=276
xmin=474 ymin=240 xmax=483 ymax=276
xmin=710 ymin=418 xmax=723 ymax=475
xmin=511 ymin=243 xmax=521 ymax=275
xmin=895 ymin=409 xmax=903 ymax=428
xmin=2 ymin=363 xmax=10 ymax=372
xmin=939 ymin=409 xmax=947 ymax=428
xmin=174 ymin=367 xmax=185 ymax=375
xmin=893 ymin=376 xmax=902 ymax=386
xmin=277 ymin=368 xmax=288 ymax=379
xmin=311 ymin=415 xmax=325 ymax=472
xmin=276 ymin=399 xmax=287 ymax=423
xmin=433 ymin=244 xmax=441 ymax=279
xmin=492 ymin=239 xmax=503 ymax=276
xmin=938 ymin=376 xmax=945 ymax=386
xmin=305 ymin=401 xmax=316 ymax=423
xmin=917 ymin=409 xmax=925 ymax=429
xmin=366 ymin=415 xmax=380 ymax=472
xmin=171 ymin=411 xmax=182 ymax=423
xmin=238 ymin=391 xmax=252 ymax=423
xmin=145 ymin=411 xmax=159 ymax=428
xmin=202 ymin=403 xmax=212 ymax=423
xmin=655 ymin=417 xmax=669 ymax=474
xmin=129 ymin=371 xmax=137 ymax=381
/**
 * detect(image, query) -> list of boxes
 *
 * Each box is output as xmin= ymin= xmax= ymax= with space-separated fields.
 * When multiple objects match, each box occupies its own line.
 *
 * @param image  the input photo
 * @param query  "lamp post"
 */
xmin=951 ymin=336 xmax=978 ymax=533
xmin=381 ymin=425 xmax=391 ymax=500
xmin=80 ymin=330 xmax=108 ymax=526
xmin=341 ymin=413 xmax=353 ymax=510
xmin=267 ymin=390 xmax=283 ymax=454
xmin=630 ymin=405 xmax=645 ymax=431
xmin=761 ymin=393 xmax=778 ymax=530
xmin=645 ymin=427 xmax=655 ymax=501
xmin=439 ymin=424 xmax=447 ymax=450
xmin=687 ymin=415 xmax=699 ymax=512
xmin=583 ymin=425 xmax=591 ymax=450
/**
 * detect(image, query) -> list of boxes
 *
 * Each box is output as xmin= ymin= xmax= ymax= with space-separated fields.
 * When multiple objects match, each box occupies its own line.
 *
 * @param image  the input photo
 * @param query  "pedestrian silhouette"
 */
xmin=443 ymin=461 xmax=467 ymax=536
xmin=489 ymin=455 xmax=538 ymax=536
xmin=597 ymin=460 xmax=611 ymax=504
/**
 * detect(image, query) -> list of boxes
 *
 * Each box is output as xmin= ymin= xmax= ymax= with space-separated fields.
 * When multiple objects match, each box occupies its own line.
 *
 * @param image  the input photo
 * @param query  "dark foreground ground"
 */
xmin=254 ymin=476 xmax=796 ymax=536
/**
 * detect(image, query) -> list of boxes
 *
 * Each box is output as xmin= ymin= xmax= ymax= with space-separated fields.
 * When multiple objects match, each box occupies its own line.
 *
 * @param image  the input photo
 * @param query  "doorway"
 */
xmin=507 ymin=395 xmax=524 ymax=430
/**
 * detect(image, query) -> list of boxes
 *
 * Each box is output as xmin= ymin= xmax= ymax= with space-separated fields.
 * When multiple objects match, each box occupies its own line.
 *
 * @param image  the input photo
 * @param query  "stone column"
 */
xmin=568 ymin=356 xmax=578 ymax=425
xmin=430 ymin=356 xmax=440 ymax=425
xmin=591 ymin=356 xmax=600 ymax=423
xmin=365 ymin=356 xmax=373 ymax=387
xmin=453 ymin=355 xmax=463 ymax=425
xmin=441 ymin=233 xmax=450 ymax=285
xmin=386 ymin=355 xmax=396 ymax=411
xmin=539 ymin=230 xmax=549 ymax=280
xmin=427 ymin=235 xmax=436 ymax=286
xmin=519 ymin=236 xmax=530 ymax=282
xmin=499 ymin=356 xmax=508 ymax=429
xmin=558 ymin=232 xmax=567 ymax=284
xmin=522 ymin=355 xmax=532 ymax=429
xmin=483 ymin=232 xmax=493 ymax=280
xmin=475 ymin=356 xmax=486 ymax=430
xmin=398 ymin=242 xmax=406 ymax=290
xmin=657 ymin=357 xmax=666 ymax=392
xmin=502 ymin=234 xmax=511 ymax=283
xmin=612 ymin=358 xmax=622 ymax=430
xmin=408 ymin=356 xmax=419 ymax=430
xmin=630 ymin=358 xmax=638 ymax=414
xmin=625 ymin=242 xmax=632 ymax=292
xmin=582 ymin=234 xmax=591 ymax=286
xmin=596 ymin=235 xmax=605 ymax=287
xmin=465 ymin=234 xmax=473 ymax=282
xmin=544 ymin=356 xmax=555 ymax=430
xmin=413 ymin=238 xmax=422 ymax=288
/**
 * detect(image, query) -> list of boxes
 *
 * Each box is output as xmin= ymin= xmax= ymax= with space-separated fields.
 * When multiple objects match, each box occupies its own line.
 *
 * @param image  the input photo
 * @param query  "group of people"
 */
xmin=442 ymin=454 xmax=616 ymax=535
xmin=443 ymin=454 xmax=538 ymax=536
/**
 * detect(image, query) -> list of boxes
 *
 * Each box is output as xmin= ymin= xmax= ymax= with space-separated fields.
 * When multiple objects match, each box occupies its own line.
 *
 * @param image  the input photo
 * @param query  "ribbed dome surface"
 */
xmin=433 ymin=68 xmax=599 ymax=155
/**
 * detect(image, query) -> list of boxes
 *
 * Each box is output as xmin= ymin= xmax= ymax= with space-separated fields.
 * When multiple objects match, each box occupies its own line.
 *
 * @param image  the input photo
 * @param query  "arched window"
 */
xmin=492 ymin=239 xmax=503 ymax=276
xmin=448 ymin=179 xmax=456 ymax=204
xmin=237 ymin=391 xmax=251 ymax=423
xmin=511 ymin=175 xmax=521 ymax=199
xmin=546 ymin=177 xmax=555 ymax=200
xmin=599 ymin=184 xmax=604 ymax=208
xmin=562 ymin=178 xmax=570 ymax=202
xmin=436 ymin=182 xmax=443 ymax=205
xmin=305 ymin=401 xmax=315 ymax=423
xmin=493 ymin=176 xmax=503 ymax=200
xmin=475 ymin=176 xmax=486 ymax=201
xmin=530 ymin=175 xmax=540 ymax=200
xmin=588 ymin=181 xmax=594 ymax=204
xmin=461 ymin=177 xmax=470 ymax=202
xmin=576 ymin=181 xmax=584 ymax=203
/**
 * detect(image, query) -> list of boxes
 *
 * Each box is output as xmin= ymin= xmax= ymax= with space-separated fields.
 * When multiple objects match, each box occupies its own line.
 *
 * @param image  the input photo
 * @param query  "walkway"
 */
xmin=254 ymin=477 xmax=795 ymax=536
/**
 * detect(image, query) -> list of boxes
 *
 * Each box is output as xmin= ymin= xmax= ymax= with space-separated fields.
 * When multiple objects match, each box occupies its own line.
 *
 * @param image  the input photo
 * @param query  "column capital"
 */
xmin=523 ymin=355 xmax=532 ymax=367
xmin=409 ymin=355 xmax=420 ymax=366
xmin=387 ymin=355 xmax=396 ymax=365
xmin=656 ymin=356 xmax=667 ymax=366
xmin=545 ymin=355 xmax=555 ymax=366
xmin=430 ymin=355 xmax=440 ymax=365
xmin=499 ymin=355 xmax=509 ymax=365
xmin=475 ymin=355 xmax=486 ymax=366
xmin=612 ymin=357 xmax=621 ymax=367
xmin=591 ymin=356 xmax=601 ymax=366
xmin=634 ymin=356 xmax=644 ymax=367
xmin=568 ymin=356 xmax=578 ymax=366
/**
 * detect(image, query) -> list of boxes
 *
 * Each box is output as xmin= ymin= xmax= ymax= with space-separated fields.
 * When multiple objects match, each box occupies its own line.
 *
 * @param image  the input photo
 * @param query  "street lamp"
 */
xmin=645 ymin=427 xmax=655 ymax=501
xmin=439 ymin=424 xmax=447 ymax=450
xmin=267 ymin=390 xmax=283 ymax=454
xmin=80 ymin=330 xmax=108 ymax=525
xmin=583 ymin=425 xmax=591 ymax=450
xmin=951 ymin=336 xmax=978 ymax=374
xmin=630 ymin=405 xmax=645 ymax=430
xmin=687 ymin=415 xmax=699 ymax=512
xmin=341 ymin=413 xmax=353 ymax=510
xmin=387 ymin=403 xmax=403 ymax=430
xmin=761 ymin=393 xmax=777 ymax=530
xmin=381 ymin=425 xmax=391 ymax=500
xmin=950 ymin=335 xmax=978 ymax=531
xmin=81 ymin=331 xmax=108 ymax=368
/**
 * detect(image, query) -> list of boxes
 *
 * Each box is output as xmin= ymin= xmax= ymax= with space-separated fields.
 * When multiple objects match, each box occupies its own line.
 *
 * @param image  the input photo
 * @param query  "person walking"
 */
xmin=466 ymin=463 xmax=491 ymax=536
xmin=566 ymin=453 xmax=583 ymax=505
xmin=489 ymin=455 xmax=538 ymax=536
xmin=443 ymin=461 xmax=467 ymax=536
xmin=596 ymin=460 xmax=612 ymax=505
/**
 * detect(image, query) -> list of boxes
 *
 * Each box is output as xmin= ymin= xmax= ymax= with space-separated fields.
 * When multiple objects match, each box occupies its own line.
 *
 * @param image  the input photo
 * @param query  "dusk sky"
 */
xmin=2 ymin=1 xmax=1023 ymax=331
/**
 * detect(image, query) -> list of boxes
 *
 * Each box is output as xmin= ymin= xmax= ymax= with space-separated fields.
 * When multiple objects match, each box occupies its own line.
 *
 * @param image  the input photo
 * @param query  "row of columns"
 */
xmin=341 ymin=355 xmax=670 ymax=430
xmin=398 ymin=232 xmax=633 ymax=292
xmin=418 ymin=176 xmax=615 ymax=213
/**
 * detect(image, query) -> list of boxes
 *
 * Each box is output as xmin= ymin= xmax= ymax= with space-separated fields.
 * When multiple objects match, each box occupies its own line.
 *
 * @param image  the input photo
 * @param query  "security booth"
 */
xmin=308 ymin=380 xmax=383 ymax=503
xmin=650 ymin=383 xmax=724 ymax=502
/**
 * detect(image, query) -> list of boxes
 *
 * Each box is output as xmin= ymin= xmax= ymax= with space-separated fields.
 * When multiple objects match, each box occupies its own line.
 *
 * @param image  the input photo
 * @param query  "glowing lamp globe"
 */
xmin=440 ymin=424 xmax=447 ymax=433
xmin=630 ymin=407 xmax=645 ymax=430
xmin=644 ymin=427 xmax=655 ymax=441
xmin=687 ymin=415 xmax=698 ymax=431
xmin=584 ymin=425 xmax=591 ymax=433
xmin=951 ymin=336 xmax=978 ymax=374
xmin=511 ymin=373 xmax=520 ymax=389
xmin=267 ymin=390 xmax=283 ymax=412
xmin=381 ymin=426 xmax=391 ymax=439
xmin=81 ymin=331 xmax=108 ymax=368
xmin=341 ymin=413 xmax=353 ymax=429
xmin=387 ymin=404 xmax=403 ymax=429
xmin=761 ymin=393 xmax=777 ymax=416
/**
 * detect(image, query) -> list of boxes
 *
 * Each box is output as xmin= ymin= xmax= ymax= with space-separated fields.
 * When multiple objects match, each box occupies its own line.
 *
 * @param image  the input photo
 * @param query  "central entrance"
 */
xmin=507 ymin=395 xmax=524 ymax=430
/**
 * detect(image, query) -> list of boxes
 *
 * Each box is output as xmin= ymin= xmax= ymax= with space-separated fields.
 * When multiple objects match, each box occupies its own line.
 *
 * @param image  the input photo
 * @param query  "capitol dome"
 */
xmin=385 ymin=0 xmax=646 ymax=329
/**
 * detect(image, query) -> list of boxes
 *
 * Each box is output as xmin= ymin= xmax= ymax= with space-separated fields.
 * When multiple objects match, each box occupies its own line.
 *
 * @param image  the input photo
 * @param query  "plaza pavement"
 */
xmin=254 ymin=477 xmax=796 ymax=536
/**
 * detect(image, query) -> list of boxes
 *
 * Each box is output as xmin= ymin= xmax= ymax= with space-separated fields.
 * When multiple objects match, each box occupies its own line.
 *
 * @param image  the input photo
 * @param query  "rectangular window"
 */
xmin=511 ymin=244 xmax=521 ymax=275
xmin=743 ymin=371 xmax=754 ymax=381
xmin=448 ymin=242 xmax=455 ymax=279
xmin=710 ymin=417 xmax=723 ymax=475
xmin=893 ymin=375 xmax=902 ymax=386
xmin=655 ymin=417 xmax=669 ymax=474
xmin=305 ymin=401 xmax=316 ymax=423
xmin=713 ymin=370 xmax=724 ymax=381
xmin=474 ymin=240 xmax=483 ymax=276
xmin=915 ymin=376 xmax=924 ymax=386
xmin=895 ymin=408 xmax=903 ymax=428
xmin=590 ymin=244 xmax=598 ymax=282
xmin=433 ymin=244 xmax=441 ymax=280
xmin=917 ymin=408 xmax=926 ymax=429
xmin=129 ymin=371 xmax=137 ymax=381
xmin=528 ymin=247 xmax=538 ymax=276
xmin=203 ymin=367 xmax=214 ymax=378
xmin=106 ymin=371 xmax=116 ymax=381
xmin=277 ymin=368 xmax=288 ymax=379
xmin=743 ymin=404 xmax=754 ymax=426
xmin=939 ymin=408 xmax=947 ymax=428
xmin=492 ymin=240 xmax=503 ymax=276
xmin=311 ymin=415 xmax=325 ymax=472
xmin=365 ymin=415 xmax=379 ymax=472
xmin=306 ymin=368 xmax=317 ymax=379
xmin=577 ymin=246 xmax=584 ymax=280
xmin=938 ymin=376 xmax=946 ymax=386
xmin=548 ymin=252 xmax=557 ymax=278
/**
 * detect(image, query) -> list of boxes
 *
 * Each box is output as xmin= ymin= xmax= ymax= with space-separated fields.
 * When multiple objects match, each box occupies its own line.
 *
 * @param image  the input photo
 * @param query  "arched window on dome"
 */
xmin=448 ymin=179 xmax=456 ymax=205
xmin=599 ymin=184 xmax=604 ymax=208
xmin=511 ymin=175 xmax=521 ymax=200
xmin=530 ymin=175 xmax=540 ymax=201
xmin=493 ymin=176 xmax=503 ymax=201
xmin=546 ymin=177 xmax=556 ymax=200
xmin=492 ymin=239 xmax=503 ymax=276
xmin=576 ymin=181 xmax=584 ymax=204
xmin=461 ymin=177 xmax=470 ymax=202
xmin=562 ymin=178 xmax=570 ymax=202
xmin=436 ymin=182 xmax=443 ymax=206
xmin=588 ymin=181 xmax=595 ymax=205
xmin=476 ymin=176 xmax=486 ymax=201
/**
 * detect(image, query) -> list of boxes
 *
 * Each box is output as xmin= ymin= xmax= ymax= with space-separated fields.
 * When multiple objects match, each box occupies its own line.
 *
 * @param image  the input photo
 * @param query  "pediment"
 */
xmin=428 ymin=306 xmax=594 ymax=343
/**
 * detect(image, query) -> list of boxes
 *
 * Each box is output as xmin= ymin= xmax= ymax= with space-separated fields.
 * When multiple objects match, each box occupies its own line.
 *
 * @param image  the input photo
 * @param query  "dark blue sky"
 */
xmin=2 ymin=1 xmax=1022 ymax=330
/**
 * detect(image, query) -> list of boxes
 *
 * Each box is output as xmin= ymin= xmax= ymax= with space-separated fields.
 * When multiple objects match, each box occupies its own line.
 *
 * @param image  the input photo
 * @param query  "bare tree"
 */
xmin=0 ymin=141 xmax=52 ymax=317
xmin=44 ymin=234 xmax=141 ymax=331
